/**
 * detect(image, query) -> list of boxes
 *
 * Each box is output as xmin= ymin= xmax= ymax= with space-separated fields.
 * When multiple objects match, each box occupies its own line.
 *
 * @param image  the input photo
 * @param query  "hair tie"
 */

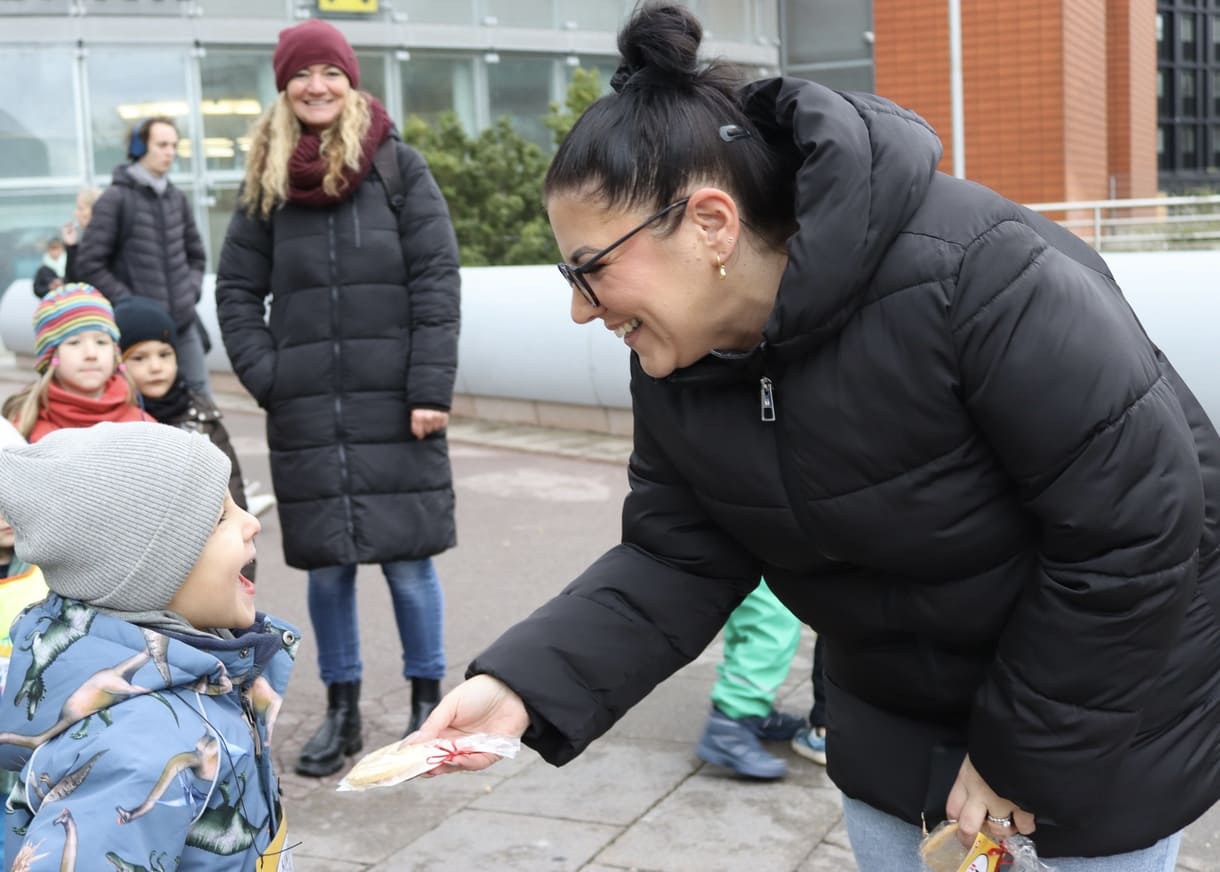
xmin=610 ymin=63 xmax=642 ymax=94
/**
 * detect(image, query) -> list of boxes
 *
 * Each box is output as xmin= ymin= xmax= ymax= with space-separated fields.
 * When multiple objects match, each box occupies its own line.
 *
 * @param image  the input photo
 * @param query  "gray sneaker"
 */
xmin=695 ymin=708 xmax=787 ymax=779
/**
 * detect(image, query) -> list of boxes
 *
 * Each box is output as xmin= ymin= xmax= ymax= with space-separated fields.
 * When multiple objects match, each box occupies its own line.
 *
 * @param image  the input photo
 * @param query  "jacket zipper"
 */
xmin=760 ymin=376 xmax=777 ymax=422
xmin=327 ymin=213 xmax=356 ymax=541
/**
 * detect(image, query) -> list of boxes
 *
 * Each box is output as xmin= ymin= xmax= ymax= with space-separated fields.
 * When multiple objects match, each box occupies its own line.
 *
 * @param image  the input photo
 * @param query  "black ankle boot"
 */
xmin=296 ymin=680 xmax=363 ymax=777
xmin=405 ymin=677 xmax=441 ymax=736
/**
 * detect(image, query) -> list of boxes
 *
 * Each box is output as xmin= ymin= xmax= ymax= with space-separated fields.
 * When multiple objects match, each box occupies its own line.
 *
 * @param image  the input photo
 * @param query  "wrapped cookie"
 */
xmin=338 ymin=734 xmax=521 ymax=791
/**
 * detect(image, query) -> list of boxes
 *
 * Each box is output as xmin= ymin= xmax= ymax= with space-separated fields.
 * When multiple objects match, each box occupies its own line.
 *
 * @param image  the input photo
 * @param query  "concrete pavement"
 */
xmin=0 ymin=361 xmax=1214 ymax=871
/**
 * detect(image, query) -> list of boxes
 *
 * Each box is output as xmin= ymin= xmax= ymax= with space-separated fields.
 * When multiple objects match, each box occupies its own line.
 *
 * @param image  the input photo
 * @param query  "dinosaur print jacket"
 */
xmin=0 ymin=594 xmax=298 ymax=871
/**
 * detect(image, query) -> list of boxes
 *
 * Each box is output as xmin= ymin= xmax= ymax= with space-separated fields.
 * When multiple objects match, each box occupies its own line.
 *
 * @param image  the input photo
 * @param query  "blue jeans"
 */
xmin=306 ymin=559 xmax=445 ymax=685
xmin=841 ymin=795 xmax=1182 ymax=872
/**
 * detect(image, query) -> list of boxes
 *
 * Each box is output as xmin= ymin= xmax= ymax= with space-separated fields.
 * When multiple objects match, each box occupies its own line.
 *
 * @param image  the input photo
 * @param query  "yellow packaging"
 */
xmin=955 ymin=831 xmax=1006 ymax=872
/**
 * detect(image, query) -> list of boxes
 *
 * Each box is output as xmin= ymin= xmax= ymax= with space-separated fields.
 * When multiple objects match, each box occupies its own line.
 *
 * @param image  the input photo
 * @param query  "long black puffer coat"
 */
xmin=75 ymin=165 xmax=205 ymax=329
xmin=215 ymin=136 xmax=460 ymax=570
xmin=469 ymin=78 xmax=1220 ymax=858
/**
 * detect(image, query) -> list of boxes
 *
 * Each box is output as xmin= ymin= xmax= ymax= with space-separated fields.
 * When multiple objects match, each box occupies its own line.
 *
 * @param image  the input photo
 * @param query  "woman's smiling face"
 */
xmin=286 ymin=63 xmax=351 ymax=132
xmin=548 ymin=193 xmax=725 ymax=379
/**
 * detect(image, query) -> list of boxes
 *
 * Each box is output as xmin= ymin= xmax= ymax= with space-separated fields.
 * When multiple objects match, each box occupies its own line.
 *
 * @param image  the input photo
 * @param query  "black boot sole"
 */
xmin=294 ymin=736 xmax=364 ymax=777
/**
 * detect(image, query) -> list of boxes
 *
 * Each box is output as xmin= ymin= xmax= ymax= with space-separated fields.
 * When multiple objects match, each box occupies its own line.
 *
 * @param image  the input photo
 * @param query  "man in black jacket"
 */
xmin=75 ymin=116 xmax=211 ymax=396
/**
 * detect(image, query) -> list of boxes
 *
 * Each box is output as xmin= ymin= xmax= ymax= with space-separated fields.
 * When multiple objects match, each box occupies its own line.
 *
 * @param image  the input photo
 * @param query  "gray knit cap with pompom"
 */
xmin=0 ymin=422 xmax=231 ymax=610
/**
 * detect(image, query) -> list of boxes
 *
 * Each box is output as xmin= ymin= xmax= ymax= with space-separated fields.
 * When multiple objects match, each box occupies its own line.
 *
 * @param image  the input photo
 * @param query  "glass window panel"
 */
xmin=1211 ymin=125 xmax=1220 ymax=171
xmin=0 ymin=191 xmax=78 ymax=298
xmin=785 ymin=0 xmax=872 ymax=66
xmin=1182 ymin=14 xmax=1197 ymax=62
xmin=805 ymin=64 xmax=874 ymax=94
xmin=0 ymin=47 xmax=80 ymax=180
xmin=195 ymin=0 xmax=287 ymax=17
xmin=355 ymin=51 xmax=388 ymax=105
xmin=1213 ymin=70 xmax=1220 ymax=113
xmin=200 ymin=50 xmax=279 ymax=176
xmin=1160 ymin=12 xmax=1174 ymax=61
xmin=755 ymin=0 xmax=780 ymax=45
xmin=400 ymin=54 xmax=477 ymax=133
xmin=393 ymin=0 xmax=474 ymax=25
xmin=697 ymin=0 xmax=749 ymax=41
xmin=87 ymin=47 xmax=193 ymax=181
xmin=480 ymin=0 xmax=551 ymax=28
xmin=0 ymin=0 xmax=73 ymax=15
xmin=206 ymin=185 xmax=241 ymax=272
xmin=81 ymin=0 xmax=183 ymax=16
xmin=486 ymin=55 xmax=554 ymax=149
xmin=1183 ymin=126 xmax=1198 ymax=170
xmin=556 ymin=0 xmax=627 ymax=31
xmin=1182 ymin=70 xmax=1197 ymax=116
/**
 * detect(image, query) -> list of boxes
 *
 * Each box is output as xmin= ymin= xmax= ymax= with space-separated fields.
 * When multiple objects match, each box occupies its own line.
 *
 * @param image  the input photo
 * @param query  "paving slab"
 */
xmin=470 ymin=738 xmax=701 ymax=826
xmin=594 ymin=776 xmax=843 ymax=872
xmin=373 ymin=808 xmax=622 ymax=872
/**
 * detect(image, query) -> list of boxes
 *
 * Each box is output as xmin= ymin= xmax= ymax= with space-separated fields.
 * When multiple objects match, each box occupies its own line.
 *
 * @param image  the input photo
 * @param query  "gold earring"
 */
xmin=716 ymin=254 xmax=727 ymax=279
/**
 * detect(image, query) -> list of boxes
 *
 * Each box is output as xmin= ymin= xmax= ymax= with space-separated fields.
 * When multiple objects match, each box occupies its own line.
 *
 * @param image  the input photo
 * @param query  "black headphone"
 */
xmin=127 ymin=119 xmax=151 ymax=161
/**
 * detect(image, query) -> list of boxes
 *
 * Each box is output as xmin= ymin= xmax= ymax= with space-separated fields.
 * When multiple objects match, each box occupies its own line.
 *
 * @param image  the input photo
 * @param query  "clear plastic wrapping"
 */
xmin=919 ymin=821 xmax=1055 ymax=872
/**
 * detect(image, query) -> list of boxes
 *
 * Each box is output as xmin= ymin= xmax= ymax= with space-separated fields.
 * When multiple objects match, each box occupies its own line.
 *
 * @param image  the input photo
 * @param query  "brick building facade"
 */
xmin=870 ymin=0 xmax=1157 ymax=204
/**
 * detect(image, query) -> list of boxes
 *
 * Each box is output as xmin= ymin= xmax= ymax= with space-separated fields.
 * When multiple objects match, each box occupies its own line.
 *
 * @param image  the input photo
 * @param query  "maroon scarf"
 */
xmin=287 ymin=95 xmax=393 ymax=207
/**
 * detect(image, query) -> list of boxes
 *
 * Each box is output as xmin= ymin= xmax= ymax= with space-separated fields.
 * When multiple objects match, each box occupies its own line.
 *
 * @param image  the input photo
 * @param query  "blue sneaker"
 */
xmin=696 ymin=708 xmax=787 ymax=779
xmin=791 ymin=725 xmax=827 ymax=765
xmin=739 ymin=707 xmax=804 ymax=741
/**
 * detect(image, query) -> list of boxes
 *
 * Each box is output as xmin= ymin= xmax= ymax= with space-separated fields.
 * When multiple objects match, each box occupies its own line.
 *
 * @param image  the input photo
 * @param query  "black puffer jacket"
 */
xmin=470 ymin=78 xmax=1220 ymax=858
xmin=75 ymin=165 xmax=206 ymax=329
xmin=215 ymin=137 xmax=460 ymax=570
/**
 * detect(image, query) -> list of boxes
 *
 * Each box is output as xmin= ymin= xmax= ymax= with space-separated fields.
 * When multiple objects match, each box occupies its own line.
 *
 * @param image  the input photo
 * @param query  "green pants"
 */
xmin=710 ymin=579 xmax=802 ymax=719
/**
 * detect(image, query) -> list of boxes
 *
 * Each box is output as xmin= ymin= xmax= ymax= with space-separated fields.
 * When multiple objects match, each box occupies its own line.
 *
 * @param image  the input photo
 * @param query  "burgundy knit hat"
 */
xmin=272 ymin=19 xmax=360 ymax=92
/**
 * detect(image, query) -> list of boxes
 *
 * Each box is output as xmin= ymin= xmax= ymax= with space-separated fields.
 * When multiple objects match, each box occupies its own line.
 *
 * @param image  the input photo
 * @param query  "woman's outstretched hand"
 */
xmin=406 ymin=674 xmax=530 ymax=774
xmin=946 ymin=753 xmax=1036 ymax=846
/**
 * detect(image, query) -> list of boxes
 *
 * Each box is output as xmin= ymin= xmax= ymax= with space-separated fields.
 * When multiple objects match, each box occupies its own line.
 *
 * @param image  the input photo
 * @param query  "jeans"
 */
xmin=841 ymin=795 xmax=1182 ymax=872
xmin=306 ymin=559 xmax=445 ymax=685
xmin=174 ymin=319 xmax=212 ymax=398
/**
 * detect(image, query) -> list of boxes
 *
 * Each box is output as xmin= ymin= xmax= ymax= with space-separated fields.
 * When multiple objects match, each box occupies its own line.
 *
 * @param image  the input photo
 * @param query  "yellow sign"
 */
xmin=318 ymin=0 xmax=378 ymax=13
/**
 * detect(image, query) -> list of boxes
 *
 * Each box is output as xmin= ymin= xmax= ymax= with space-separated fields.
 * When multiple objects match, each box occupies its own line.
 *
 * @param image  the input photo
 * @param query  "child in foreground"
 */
xmin=0 ymin=419 xmax=47 ymax=864
xmin=3 ymin=283 xmax=151 ymax=441
xmin=0 ymin=422 xmax=298 ymax=870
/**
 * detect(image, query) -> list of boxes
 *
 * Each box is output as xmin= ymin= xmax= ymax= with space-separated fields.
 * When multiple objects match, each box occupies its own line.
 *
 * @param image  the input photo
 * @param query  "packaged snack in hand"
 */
xmin=919 ymin=820 xmax=1054 ymax=872
xmin=338 ymin=734 xmax=520 ymax=791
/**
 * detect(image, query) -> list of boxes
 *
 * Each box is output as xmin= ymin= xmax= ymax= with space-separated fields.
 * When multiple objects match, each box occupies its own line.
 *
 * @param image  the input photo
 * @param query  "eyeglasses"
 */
xmin=557 ymin=197 xmax=690 ymax=308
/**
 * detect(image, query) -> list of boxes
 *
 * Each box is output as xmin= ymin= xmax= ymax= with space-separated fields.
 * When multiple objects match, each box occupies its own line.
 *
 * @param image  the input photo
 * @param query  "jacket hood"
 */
xmin=111 ymin=163 xmax=137 ymax=187
xmin=739 ymin=78 xmax=943 ymax=357
xmin=0 ymin=594 xmax=298 ymax=770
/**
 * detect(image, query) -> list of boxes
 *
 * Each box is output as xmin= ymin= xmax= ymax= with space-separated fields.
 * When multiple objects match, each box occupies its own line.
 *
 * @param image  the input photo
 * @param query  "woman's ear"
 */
xmin=686 ymin=187 xmax=741 ymax=253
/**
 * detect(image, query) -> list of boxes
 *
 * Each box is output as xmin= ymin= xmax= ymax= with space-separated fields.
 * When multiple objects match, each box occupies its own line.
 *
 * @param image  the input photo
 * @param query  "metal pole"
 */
xmin=948 ymin=0 xmax=965 ymax=178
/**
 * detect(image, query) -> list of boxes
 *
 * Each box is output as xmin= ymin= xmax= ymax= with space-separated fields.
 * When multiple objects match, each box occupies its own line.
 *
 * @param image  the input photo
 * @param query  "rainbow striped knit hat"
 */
xmin=32 ymin=283 xmax=120 ymax=374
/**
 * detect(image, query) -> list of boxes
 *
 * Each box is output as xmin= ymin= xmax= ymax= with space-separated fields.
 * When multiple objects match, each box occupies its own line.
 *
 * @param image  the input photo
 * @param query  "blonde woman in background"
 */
xmin=216 ymin=18 xmax=461 ymax=779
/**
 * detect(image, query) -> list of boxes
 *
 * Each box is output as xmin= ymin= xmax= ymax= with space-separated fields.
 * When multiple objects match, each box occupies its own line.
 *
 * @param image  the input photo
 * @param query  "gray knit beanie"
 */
xmin=0 ymin=422 xmax=231 ymax=611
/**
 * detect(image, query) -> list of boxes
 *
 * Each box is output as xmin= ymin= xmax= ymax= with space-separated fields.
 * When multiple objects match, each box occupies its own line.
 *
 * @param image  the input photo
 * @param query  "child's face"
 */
xmin=123 ymin=340 xmax=178 ymax=399
xmin=47 ymin=242 xmax=64 ymax=258
xmin=168 ymin=492 xmax=260 ymax=630
xmin=54 ymin=330 xmax=117 ymax=399
xmin=0 ymin=513 xmax=14 ymax=558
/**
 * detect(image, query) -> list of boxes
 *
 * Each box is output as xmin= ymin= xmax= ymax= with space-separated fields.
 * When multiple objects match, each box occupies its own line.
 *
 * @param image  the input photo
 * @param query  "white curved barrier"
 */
xmin=3 ymin=253 xmax=1219 ymax=423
